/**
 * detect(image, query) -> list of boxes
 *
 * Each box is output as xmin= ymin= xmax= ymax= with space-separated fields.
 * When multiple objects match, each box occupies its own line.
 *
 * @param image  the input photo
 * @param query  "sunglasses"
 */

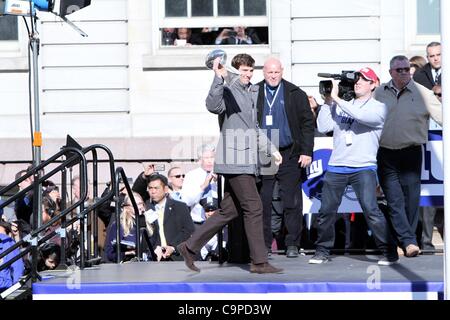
xmin=171 ymin=174 xmax=185 ymax=178
xmin=434 ymin=92 xmax=442 ymax=97
xmin=393 ymin=67 xmax=411 ymax=74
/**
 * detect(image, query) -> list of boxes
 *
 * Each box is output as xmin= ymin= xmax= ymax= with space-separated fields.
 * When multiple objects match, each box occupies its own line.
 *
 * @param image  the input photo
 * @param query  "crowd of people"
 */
xmin=0 ymin=41 xmax=444 ymax=290
xmin=161 ymin=26 xmax=266 ymax=46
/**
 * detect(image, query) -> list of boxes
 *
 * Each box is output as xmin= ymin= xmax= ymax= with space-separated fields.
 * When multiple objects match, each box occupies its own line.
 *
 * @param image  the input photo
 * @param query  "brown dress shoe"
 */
xmin=250 ymin=262 xmax=283 ymax=274
xmin=177 ymin=242 xmax=200 ymax=272
xmin=405 ymin=244 xmax=420 ymax=257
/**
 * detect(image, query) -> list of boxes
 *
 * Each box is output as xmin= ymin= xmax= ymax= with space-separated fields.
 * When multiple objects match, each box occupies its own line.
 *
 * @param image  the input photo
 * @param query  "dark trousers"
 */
xmin=420 ymin=206 xmax=444 ymax=250
xmin=315 ymin=170 xmax=396 ymax=256
xmin=259 ymin=149 xmax=303 ymax=249
xmin=377 ymin=146 xmax=421 ymax=248
xmin=186 ymin=174 xmax=267 ymax=264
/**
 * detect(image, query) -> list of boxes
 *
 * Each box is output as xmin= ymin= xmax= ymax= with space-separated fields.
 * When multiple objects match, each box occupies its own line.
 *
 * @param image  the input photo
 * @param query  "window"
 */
xmin=416 ymin=0 xmax=440 ymax=35
xmin=158 ymin=0 xmax=269 ymax=47
xmin=0 ymin=15 xmax=18 ymax=41
xmin=405 ymin=0 xmax=441 ymax=51
xmin=164 ymin=0 xmax=266 ymax=18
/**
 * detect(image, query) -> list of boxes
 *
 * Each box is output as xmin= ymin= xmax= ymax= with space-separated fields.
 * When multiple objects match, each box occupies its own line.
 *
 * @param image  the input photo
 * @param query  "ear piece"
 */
xmin=44 ymin=196 xmax=57 ymax=218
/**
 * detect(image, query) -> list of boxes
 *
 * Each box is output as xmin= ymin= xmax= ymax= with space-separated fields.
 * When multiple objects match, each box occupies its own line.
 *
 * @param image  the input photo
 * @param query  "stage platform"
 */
xmin=33 ymin=254 xmax=444 ymax=300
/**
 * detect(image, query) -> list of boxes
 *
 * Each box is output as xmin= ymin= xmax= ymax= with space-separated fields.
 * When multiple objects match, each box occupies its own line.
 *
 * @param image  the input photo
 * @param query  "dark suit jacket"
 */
xmin=413 ymin=63 xmax=438 ymax=90
xmin=257 ymin=79 xmax=315 ymax=158
xmin=132 ymin=172 xmax=150 ymax=203
xmin=147 ymin=197 xmax=195 ymax=260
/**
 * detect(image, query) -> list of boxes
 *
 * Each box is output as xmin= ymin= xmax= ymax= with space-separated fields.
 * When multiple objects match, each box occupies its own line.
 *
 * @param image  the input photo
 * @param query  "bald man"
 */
xmin=257 ymin=57 xmax=315 ymax=257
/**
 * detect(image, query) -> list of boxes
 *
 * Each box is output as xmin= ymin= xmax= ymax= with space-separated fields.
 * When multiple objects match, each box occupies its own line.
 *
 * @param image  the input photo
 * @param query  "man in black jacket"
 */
xmin=413 ymin=42 xmax=441 ymax=90
xmin=145 ymin=174 xmax=195 ymax=261
xmin=257 ymin=57 xmax=315 ymax=257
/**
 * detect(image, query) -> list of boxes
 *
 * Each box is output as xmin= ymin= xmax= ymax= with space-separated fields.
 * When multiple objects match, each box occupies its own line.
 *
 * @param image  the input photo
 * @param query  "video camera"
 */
xmin=318 ymin=71 xmax=360 ymax=101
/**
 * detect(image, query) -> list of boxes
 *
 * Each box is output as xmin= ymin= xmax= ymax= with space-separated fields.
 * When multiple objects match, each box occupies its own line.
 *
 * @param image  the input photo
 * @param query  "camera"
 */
xmin=227 ymin=30 xmax=237 ymax=37
xmin=318 ymin=71 xmax=360 ymax=101
xmin=199 ymin=197 xmax=218 ymax=212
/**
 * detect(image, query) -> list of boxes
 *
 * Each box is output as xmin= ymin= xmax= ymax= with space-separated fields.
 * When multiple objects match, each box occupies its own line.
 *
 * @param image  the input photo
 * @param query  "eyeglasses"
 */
xmin=393 ymin=67 xmax=411 ymax=74
xmin=434 ymin=92 xmax=442 ymax=97
xmin=170 ymin=174 xmax=185 ymax=178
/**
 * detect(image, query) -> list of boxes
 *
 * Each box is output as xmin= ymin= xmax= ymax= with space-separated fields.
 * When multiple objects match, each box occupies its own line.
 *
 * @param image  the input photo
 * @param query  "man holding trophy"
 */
xmin=178 ymin=51 xmax=283 ymax=274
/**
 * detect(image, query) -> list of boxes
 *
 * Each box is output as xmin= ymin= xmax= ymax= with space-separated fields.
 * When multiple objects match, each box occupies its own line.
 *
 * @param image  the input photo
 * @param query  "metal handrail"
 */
xmin=0 ymin=147 xmax=88 ymax=276
xmin=0 ymin=144 xmax=117 ymax=273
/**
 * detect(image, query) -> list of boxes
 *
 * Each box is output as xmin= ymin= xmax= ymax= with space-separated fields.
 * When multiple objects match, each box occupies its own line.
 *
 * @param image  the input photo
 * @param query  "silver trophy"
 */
xmin=205 ymin=49 xmax=227 ymax=69
xmin=205 ymin=49 xmax=240 ymax=75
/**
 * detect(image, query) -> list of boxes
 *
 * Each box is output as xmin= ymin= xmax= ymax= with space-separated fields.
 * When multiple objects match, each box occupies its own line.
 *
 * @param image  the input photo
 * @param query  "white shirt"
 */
xmin=431 ymin=68 xmax=441 ymax=84
xmin=181 ymin=167 xmax=217 ymax=223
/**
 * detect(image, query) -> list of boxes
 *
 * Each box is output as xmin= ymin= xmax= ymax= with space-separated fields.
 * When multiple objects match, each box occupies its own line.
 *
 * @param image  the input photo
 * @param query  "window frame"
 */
xmin=155 ymin=0 xmax=269 ymax=48
xmin=0 ymin=15 xmax=30 ymax=71
xmin=404 ymin=0 xmax=441 ymax=52
xmin=145 ymin=0 xmax=271 ymax=70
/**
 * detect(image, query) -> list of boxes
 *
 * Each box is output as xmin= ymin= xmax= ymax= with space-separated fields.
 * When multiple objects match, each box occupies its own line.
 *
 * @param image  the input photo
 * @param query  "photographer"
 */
xmin=215 ymin=26 xmax=260 ymax=45
xmin=309 ymin=67 xmax=398 ymax=266
xmin=181 ymin=145 xmax=220 ymax=260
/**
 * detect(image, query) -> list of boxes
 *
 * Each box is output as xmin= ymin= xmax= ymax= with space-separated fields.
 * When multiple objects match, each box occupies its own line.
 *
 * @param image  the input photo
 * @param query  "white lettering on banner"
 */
xmin=429 ymin=141 xmax=443 ymax=181
xmin=307 ymin=159 xmax=323 ymax=180
xmin=421 ymin=146 xmax=430 ymax=180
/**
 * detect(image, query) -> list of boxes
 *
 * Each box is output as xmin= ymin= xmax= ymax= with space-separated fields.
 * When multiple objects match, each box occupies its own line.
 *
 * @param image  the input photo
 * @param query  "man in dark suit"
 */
xmin=413 ymin=42 xmax=441 ymax=90
xmin=145 ymin=174 xmax=194 ymax=261
xmin=257 ymin=57 xmax=315 ymax=257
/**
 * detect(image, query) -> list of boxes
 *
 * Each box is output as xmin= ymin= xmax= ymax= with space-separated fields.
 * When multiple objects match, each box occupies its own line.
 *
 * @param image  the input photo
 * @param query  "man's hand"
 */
xmin=154 ymin=246 xmax=164 ymax=262
xmin=162 ymin=246 xmax=175 ymax=259
xmin=298 ymin=155 xmax=312 ymax=168
xmin=213 ymin=57 xmax=228 ymax=79
xmin=205 ymin=210 xmax=217 ymax=219
xmin=201 ymin=172 xmax=217 ymax=190
xmin=143 ymin=163 xmax=155 ymax=177
xmin=272 ymin=151 xmax=283 ymax=166
xmin=330 ymin=80 xmax=344 ymax=105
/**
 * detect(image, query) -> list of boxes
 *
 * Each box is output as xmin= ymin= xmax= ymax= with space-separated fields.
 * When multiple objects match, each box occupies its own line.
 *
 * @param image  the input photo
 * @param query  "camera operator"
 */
xmin=309 ymin=67 xmax=398 ymax=265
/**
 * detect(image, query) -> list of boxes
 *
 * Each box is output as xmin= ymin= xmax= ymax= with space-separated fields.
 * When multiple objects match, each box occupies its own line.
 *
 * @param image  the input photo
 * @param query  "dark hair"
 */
xmin=231 ymin=53 xmax=255 ymax=69
xmin=37 ymin=242 xmax=61 ymax=271
xmin=427 ymin=41 xmax=441 ymax=49
xmin=43 ymin=196 xmax=58 ymax=218
xmin=12 ymin=219 xmax=31 ymax=238
xmin=389 ymin=55 xmax=409 ymax=69
xmin=147 ymin=173 xmax=169 ymax=187
xmin=0 ymin=220 xmax=12 ymax=234
xmin=43 ymin=185 xmax=59 ymax=198
xmin=14 ymin=169 xmax=28 ymax=181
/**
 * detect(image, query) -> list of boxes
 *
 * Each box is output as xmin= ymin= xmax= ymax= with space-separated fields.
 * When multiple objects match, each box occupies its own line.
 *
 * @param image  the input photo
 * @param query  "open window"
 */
xmin=158 ymin=0 xmax=269 ymax=48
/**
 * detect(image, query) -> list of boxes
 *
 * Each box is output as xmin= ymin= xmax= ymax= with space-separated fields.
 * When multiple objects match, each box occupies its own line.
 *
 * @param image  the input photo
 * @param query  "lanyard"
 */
xmin=264 ymin=83 xmax=281 ymax=115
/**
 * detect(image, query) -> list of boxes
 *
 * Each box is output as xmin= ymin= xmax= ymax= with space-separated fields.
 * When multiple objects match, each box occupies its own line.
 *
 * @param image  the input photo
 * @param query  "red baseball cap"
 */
xmin=359 ymin=67 xmax=378 ymax=82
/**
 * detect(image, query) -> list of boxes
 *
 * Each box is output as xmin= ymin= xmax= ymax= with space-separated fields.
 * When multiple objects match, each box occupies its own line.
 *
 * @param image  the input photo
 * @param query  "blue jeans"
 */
xmin=315 ymin=170 xmax=396 ymax=257
xmin=377 ymin=146 xmax=421 ymax=248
